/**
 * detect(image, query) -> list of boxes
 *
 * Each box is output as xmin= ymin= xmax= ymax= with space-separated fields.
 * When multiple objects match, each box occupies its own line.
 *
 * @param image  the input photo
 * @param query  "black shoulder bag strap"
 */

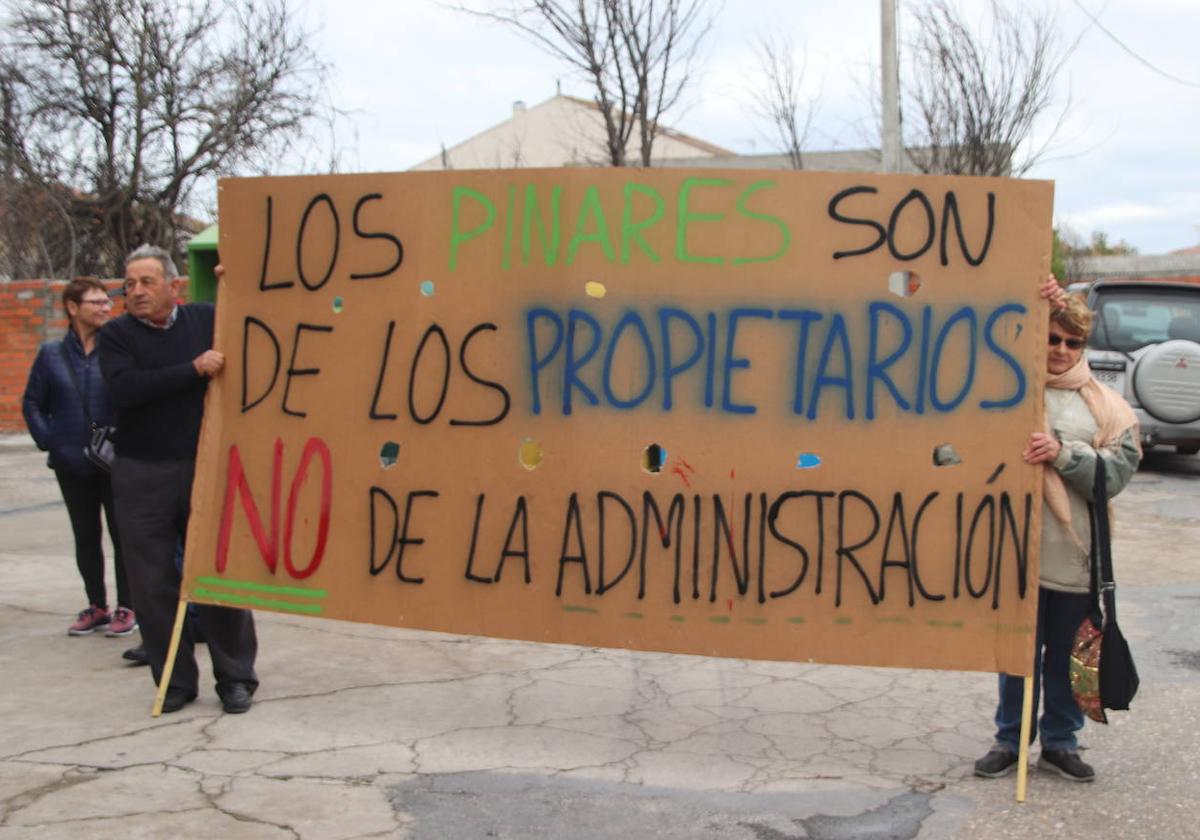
xmin=59 ymin=340 xmax=98 ymax=431
xmin=1090 ymin=459 xmax=1117 ymax=624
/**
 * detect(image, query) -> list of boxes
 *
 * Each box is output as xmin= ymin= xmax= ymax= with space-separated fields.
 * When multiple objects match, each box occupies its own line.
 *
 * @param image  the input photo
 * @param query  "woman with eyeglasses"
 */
xmin=22 ymin=279 xmax=137 ymax=638
xmin=974 ymin=286 xmax=1141 ymax=783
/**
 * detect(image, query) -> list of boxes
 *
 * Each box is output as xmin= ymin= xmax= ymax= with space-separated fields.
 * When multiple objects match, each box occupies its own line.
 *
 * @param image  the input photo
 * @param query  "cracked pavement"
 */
xmin=1 ymin=434 xmax=1198 ymax=839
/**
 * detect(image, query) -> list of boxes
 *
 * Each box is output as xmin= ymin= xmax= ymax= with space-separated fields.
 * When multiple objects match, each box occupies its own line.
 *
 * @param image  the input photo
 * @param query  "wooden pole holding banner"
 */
xmin=151 ymin=598 xmax=190 ymax=717
xmin=1015 ymin=659 xmax=1036 ymax=801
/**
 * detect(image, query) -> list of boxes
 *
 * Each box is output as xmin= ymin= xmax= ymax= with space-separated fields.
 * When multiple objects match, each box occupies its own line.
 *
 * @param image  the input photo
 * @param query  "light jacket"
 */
xmin=1039 ymin=387 xmax=1140 ymax=592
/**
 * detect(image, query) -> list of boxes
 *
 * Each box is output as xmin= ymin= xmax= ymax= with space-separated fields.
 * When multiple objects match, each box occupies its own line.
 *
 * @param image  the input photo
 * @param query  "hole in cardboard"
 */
xmin=420 ymin=280 xmax=435 ymax=297
xmin=585 ymin=281 xmax=607 ymax=298
xmin=379 ymin=441 xmax=400 ymax=469
xmin=887 ymin=270 xmax=922 ymax=298
xmin=518 ymin=437 xmax=543 ymax=470
xmin=332 ymin=295 xmax=344 ymax=313
xmin=932 ymin=443 xmax=962 ymax=466
xmin=642 ymin=443 xmax=667 ymax=474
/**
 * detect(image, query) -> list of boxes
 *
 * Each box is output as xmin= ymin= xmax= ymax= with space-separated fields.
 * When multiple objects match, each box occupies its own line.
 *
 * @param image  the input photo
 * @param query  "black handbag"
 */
xmin=59 ymin=342 xmax=116 ymax=472
xmin=1069 ymin=462 xmax=1139 ymax=723
xmin=85 ymin=423 xmax=116 ymax=471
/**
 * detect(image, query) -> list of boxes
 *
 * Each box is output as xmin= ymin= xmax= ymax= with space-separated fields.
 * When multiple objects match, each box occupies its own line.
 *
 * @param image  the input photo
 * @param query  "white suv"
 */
xmin=1079 ymin=280 xmax=1200 ymax=455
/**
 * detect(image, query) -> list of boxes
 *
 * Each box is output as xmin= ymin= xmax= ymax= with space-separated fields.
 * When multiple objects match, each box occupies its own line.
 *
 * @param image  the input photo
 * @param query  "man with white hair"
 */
xmin=98 ymin=244 xmax=258 ymax=714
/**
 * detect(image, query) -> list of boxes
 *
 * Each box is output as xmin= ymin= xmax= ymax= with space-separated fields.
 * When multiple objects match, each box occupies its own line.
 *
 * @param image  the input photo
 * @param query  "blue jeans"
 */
xmin=994 ymin=586 xmax=1093 ymax=751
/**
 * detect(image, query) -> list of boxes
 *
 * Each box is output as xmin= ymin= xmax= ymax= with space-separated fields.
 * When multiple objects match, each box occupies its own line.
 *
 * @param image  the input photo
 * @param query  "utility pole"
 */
xmin=881 ymin=0 xmax=901 ymax=173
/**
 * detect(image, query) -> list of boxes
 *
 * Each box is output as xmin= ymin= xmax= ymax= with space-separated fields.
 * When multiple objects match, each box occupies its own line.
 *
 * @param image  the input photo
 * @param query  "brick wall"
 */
xmin=0 ymin=280 xmax=67 ymax=431
xmin=0 ymin=278 xmax=162 ymax=432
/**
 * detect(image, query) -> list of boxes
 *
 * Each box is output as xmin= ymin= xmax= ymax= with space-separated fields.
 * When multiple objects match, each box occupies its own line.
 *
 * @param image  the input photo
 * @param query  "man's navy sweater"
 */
xmin=98 ymin=304 xmax=215 ymax=461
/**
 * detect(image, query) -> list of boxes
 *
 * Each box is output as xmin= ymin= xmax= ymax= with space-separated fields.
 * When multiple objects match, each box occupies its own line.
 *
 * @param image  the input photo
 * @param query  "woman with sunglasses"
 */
xmin=974 ymin=287 xmax=1141 ymax=783
xmin=22 ymin=279 xmax=137 ymax=638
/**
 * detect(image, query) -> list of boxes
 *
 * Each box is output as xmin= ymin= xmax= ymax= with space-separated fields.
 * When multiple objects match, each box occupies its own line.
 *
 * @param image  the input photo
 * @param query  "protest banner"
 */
xmin=183 ymin=167 xmax=1052 ymax=677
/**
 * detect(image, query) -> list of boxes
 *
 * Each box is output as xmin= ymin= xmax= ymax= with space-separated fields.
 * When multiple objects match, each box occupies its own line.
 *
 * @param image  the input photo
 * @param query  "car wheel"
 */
xmin=1130 ymin=339 xmax=1200 ymax=424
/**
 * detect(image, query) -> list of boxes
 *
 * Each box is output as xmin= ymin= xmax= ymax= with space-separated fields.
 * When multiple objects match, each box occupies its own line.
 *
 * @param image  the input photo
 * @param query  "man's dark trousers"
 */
xmin=111 ymin=454 xmax=257 ymax=696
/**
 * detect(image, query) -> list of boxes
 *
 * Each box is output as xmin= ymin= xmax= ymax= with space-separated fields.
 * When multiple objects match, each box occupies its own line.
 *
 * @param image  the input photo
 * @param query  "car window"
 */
xmin=1089 ymin=289 xmax=1200 ymax=351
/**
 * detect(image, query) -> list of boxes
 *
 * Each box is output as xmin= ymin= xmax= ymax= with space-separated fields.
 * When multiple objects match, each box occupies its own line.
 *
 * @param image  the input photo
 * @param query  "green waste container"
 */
xmin=187 ymin=224 xmax=219 ymax=303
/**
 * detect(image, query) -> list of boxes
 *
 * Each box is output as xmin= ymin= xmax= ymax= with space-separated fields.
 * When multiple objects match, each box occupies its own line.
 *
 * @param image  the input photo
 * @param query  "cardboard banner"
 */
xmin=188 ymin=168 xmax=1052 ymax=676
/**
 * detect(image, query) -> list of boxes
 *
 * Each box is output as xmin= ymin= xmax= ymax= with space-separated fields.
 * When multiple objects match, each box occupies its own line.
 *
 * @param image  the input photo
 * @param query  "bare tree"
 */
xmin=0 ymin=0 xmax=328 ymax=278
xmin=904 ymin=0 xmax=1070 ymax=176
xmin=748 ymin=30 xmax=815 ymax=170
xmin=455 ymin=0 xmax=715 ymax=167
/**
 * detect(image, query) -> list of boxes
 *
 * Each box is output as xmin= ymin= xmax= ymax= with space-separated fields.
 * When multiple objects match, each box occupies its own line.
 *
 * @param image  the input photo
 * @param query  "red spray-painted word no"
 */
xmin=215 ymin=437 xmax=332 ymax=579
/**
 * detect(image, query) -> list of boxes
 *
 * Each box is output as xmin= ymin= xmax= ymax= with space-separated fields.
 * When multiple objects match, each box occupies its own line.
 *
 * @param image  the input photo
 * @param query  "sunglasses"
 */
xmin=1048 ymin=334 xmax=1085 ymax=349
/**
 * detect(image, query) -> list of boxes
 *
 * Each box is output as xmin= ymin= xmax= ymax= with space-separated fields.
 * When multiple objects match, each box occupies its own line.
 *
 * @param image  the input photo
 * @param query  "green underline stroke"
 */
xmin=197 ymin=576 xmax=326 ymax=599
xmin=194 ymin=587 xmax=323 ymax=614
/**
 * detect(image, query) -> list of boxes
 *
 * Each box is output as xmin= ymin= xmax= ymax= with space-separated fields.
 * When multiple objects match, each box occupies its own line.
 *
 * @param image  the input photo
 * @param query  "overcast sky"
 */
xmin=297 ymin=0 xmax=1200 ymax=255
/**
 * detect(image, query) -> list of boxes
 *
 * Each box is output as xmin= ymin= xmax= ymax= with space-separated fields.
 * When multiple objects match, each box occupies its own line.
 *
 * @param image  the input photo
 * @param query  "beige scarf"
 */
xmin=1043 ymin=356 xmax=1140 ymax=547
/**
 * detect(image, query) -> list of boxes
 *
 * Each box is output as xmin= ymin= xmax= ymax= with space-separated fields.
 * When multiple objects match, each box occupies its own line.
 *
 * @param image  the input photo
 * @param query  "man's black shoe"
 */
xmin=973 ymin=746 xmax=1019 ymax=778
xmin=218 ymin=682 xmax=254 ymax=714
xmin=160 ymin=687 xmax=197 ymax=714
xmin=122 ymin=644 xmax=150 ymax=666
xmin=1038 ymin=749 xmax=1095 ymax=782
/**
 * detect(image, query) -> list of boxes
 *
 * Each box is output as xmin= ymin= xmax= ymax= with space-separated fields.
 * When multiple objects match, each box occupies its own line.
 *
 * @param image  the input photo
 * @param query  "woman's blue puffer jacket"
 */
xmin=22 ymin=330 xmax=116 ymax=476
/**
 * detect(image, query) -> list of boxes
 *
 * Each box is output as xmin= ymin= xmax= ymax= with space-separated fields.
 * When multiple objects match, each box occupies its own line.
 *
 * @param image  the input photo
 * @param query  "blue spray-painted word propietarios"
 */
xmin=525 ymin=300 xmax=1026 ymax=420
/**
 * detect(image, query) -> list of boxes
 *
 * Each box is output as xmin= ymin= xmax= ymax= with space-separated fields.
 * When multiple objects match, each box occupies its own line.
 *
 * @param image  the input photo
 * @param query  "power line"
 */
xmin=1072 ymin=0 xmax=1200 ymax=89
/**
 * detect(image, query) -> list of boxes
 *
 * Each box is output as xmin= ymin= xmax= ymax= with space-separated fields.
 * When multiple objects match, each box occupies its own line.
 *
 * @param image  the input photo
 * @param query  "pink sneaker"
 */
xmin=105 ymin=607 xmax=138 ymax=637
xmin=68 ymin=605 xmax=110 ymax=635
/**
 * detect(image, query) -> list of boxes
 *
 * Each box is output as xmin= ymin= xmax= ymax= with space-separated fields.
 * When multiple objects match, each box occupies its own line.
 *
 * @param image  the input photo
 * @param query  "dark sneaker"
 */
xmin=217 ymin=682 xmax=254 ymax=714
xmin=1038 ymin=749 xmax=1095 ymax=782
xmin=974 ymin=746 xmax=1019 ymax=778
xmin=68 ymin=605 xmax=110 ymax=635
